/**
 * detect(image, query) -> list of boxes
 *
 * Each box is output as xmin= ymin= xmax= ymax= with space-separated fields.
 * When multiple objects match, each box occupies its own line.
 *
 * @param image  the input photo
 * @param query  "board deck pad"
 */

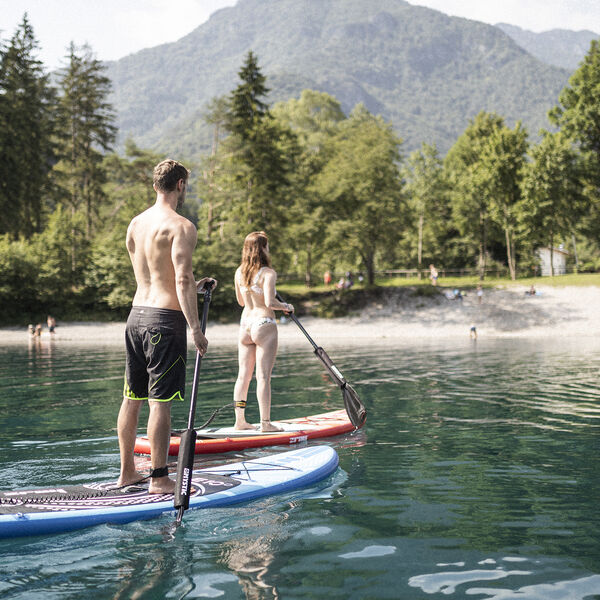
xmin=0 ymin=474 xmax=239 ymax=515
xmin=135 ymin=408 xmax=357 ymax=455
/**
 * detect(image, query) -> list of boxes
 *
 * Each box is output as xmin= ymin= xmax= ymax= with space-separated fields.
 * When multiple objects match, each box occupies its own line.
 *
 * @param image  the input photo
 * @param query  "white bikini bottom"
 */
xmin=240 ymin=316 xmax=276 ymax=334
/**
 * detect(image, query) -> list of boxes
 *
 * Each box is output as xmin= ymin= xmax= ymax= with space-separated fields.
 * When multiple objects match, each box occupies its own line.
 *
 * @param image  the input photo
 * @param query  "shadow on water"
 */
xmin=1 ymin=337 xmax=600 ymax=598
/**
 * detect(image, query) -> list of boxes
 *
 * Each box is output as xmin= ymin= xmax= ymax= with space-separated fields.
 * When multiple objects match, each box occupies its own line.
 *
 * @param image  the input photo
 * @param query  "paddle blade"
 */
xmin=343 ymin=383 xmax=367 ymax=429
xmin=174 ymin=428 xmax=197 ymax=518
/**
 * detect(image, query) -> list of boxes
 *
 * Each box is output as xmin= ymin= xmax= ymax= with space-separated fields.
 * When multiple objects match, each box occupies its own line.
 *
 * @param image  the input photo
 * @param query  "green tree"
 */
xmin=521 ymin=131 xmax=586 ymax=276
xmin=224 ymin=51 xmax=297 ymax=242
xmin=201 ymin=96 xmax=230 ymax=243
xmin=315 ymin=105 xmax=404 ymax=285
xmin=550 ymin=39 xmax=600 ymax=188
xmin=272 ymin=90 xmax=346 ymax=285
xmin=54 ymin=42 xmax=117 ymax=241
xmin=402 ymin=143 xmax=449 ymax=277
xmin=0 ymin=13 xmax=56 ymax=238
xmin=479 ymin=123 xmax=528 ymax=280
xmin=445 ymin=112 xmax=505 ymax=280
xmin=549 ymin=39 xmax=600 ymax=249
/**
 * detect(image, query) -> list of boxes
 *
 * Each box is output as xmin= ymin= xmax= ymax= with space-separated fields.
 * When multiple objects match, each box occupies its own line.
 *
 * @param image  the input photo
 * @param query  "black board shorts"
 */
xmin=124 ymin=306 xmax=187 ymax=402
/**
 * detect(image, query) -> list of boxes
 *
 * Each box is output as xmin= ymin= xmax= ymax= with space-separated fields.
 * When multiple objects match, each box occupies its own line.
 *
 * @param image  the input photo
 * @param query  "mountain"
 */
xmin=496 ymin=23 xmax=599 ymax=71
xmin=106 ymin=0 xmax=571 ymax=158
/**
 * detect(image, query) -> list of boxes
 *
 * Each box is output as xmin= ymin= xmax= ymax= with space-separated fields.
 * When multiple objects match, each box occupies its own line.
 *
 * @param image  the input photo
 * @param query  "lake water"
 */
xmin=1 ymin=335 xmax=600 ymax=599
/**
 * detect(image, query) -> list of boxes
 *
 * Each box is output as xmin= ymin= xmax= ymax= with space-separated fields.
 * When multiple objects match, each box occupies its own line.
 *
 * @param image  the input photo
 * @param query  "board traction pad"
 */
xmin=0 ymin=473 xmax=240 ymax=514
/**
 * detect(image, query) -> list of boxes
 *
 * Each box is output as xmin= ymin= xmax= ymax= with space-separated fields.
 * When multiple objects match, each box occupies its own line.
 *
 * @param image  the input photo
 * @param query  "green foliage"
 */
xmin=314 ymin=104 xmax=405 ymax=284
xmin=549 ymin=39 xmax=600 ymax=235
xmin=272 ymin=90 xmax=346 ymax=284
xmin=0 ymin=235 xmax=39 ymax=319
xmin=402 ymin=143 xmax=451 ymax=269
xmin=222 ymin=52 xmax=299 ymax=245
xmin=0 ymin=14 xmax=56 ymax=238
xmin=445 ymin=112 xmax=511 ymax=278
xmin=53 ymin=42 xmax=117 ymax=239
xmin=521 ymin=131 xmax=587 ymax=275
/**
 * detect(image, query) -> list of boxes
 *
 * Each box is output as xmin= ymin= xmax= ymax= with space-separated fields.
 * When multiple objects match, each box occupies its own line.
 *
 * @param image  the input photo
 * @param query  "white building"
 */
xmin=537 ymin=246 xmax=569 ymax=276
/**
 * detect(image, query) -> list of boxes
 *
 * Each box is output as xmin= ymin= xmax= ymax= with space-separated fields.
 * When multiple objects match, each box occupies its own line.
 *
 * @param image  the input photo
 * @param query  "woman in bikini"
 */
xmin=233 ymin=231 xmax=293 ymax=432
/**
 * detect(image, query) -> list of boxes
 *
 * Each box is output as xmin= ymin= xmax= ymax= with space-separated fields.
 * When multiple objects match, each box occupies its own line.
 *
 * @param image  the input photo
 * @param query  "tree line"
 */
xmin=1 ymin=15 xmax=599 ymax=323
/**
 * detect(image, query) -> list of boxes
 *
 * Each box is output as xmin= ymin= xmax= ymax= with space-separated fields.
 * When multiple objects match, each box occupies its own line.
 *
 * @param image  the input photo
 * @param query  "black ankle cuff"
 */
xmin=149 ymin=466 xmax=169 ymax=478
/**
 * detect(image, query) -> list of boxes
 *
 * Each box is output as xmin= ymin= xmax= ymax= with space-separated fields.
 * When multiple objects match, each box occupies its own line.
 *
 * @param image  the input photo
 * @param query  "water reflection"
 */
xmin=2 ymin=338 xmax=600 ymax=599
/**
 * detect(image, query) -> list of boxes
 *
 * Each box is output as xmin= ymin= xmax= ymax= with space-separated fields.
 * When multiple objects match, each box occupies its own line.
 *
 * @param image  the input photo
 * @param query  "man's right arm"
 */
xmin=171 ymin=222 xmax=208 ymax=355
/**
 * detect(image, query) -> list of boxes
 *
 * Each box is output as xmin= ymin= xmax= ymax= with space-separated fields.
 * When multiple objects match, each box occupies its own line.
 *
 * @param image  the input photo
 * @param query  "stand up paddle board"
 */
xmin=134 ymin=409 xmax=357 ymax=456
xmin=0 ymin=445 xmax=338 ymax=539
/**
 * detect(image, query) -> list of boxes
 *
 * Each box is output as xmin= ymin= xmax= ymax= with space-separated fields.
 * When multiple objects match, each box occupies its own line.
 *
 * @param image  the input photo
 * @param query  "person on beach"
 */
xmin=47 ymin=315 xmax=56 ymax=335
xmin=233 ymin=231 xmax=293 ymax=432
xmin=117 ymin=159 xmax=216 ymax=494
xmin=429 ymin=264 xmax=438 ymax=286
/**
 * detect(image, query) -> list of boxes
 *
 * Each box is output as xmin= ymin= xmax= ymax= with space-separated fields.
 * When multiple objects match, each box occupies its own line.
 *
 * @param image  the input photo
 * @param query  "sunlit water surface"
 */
xmin=1 ymin=335 xmax=600 ymax=599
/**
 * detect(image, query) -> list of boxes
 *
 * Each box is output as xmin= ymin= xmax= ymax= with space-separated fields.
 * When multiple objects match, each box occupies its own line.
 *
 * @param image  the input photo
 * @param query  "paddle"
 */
xmin=276 ymin=293 xmax=367 ymax=429
xmin=174 ymin=280 xmax=214 ymax=524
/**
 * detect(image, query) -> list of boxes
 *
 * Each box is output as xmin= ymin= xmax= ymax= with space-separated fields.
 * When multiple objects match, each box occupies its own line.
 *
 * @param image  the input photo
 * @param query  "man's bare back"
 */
xmin=127 ymin=204 xmax=194 ymax=311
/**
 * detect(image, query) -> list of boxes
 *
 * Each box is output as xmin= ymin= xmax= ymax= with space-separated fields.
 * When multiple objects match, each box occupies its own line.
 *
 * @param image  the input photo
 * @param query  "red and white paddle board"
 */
xmin=134 ymin=408 xmax=358 ymax=456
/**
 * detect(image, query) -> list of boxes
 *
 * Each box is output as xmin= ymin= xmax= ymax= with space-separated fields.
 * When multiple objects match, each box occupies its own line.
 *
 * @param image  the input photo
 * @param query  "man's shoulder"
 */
xmin=172 ymin=214 xmax=197 ymax=236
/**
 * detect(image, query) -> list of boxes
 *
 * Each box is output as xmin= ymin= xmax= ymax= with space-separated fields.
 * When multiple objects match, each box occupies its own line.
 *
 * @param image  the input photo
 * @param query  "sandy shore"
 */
xmin=2 ymin=285 xmax=598 ymax=347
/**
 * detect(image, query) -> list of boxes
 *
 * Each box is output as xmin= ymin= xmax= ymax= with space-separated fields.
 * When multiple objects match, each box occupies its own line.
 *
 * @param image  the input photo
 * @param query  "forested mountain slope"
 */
xmin=106 ymin=0 xmax=570 ymax=156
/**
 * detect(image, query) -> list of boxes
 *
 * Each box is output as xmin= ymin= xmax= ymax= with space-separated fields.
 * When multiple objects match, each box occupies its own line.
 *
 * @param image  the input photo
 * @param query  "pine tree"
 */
xmin=225 ymin=51 xmax=296 ymax=241
xmin=54 ymin=42 xmax=116 ymax=241
xmin=0 ymin=13 xmax=56 ymax=238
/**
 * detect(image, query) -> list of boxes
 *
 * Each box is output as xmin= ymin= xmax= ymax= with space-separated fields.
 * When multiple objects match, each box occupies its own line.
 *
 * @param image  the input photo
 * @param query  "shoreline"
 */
xmin=2 ymin=285 xmax=598 ymax=347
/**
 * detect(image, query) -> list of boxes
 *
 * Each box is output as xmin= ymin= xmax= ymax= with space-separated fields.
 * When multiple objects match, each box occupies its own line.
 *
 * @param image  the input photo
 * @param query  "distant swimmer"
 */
xmin=470 ymin=324 xmax=477 ymax=340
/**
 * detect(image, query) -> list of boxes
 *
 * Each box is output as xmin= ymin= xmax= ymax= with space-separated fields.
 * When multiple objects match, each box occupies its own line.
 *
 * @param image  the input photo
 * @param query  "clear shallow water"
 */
xmin=1 ymin=336 xmax=600 ymax=599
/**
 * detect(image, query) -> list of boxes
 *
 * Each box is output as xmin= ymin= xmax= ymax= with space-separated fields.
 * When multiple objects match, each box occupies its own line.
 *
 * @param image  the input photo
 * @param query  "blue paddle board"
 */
xmin=0 ymin=445 xmax=338 ymax=539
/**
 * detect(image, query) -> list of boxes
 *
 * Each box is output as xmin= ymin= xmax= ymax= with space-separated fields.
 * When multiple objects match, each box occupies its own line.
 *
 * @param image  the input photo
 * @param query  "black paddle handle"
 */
xmin=175 ymin=281 xmax=213 ymax=518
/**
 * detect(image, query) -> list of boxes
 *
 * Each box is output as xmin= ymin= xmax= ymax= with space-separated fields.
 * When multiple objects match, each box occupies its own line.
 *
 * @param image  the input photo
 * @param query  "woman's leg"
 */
xmin=251 ymin=323 xmax=282 ymax=432
xmin=234 ymin=329 xmax=257 ymax=429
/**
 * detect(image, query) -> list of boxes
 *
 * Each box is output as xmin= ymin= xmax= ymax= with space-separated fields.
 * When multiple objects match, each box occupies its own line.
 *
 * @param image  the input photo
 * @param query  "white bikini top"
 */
xmin=239 ymin=267 xmax=267 ymax=294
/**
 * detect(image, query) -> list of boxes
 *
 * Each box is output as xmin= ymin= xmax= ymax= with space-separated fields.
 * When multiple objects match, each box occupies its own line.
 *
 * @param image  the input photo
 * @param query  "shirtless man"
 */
xmin=117 ymin=159 xmax=216 ymax=494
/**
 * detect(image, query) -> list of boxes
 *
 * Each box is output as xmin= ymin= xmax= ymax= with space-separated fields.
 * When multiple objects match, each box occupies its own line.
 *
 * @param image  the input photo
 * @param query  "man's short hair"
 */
xmin=153 ymin=159 xmax=189 ymax=192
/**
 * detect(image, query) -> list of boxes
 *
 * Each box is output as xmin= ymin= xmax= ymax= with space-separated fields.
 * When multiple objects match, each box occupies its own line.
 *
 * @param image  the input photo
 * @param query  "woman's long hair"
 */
xmin=240 ymin=231 xmax=271 ymax=287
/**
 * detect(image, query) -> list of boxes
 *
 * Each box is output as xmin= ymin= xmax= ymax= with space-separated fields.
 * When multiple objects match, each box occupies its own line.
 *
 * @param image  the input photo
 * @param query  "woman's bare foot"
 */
xmin=234 ymin=421 xmax=257 ymax=431
xmin=260 ymin=420 xmax=284 ymax=433
xmin=148 ymin=476 xmax=176 ymax=495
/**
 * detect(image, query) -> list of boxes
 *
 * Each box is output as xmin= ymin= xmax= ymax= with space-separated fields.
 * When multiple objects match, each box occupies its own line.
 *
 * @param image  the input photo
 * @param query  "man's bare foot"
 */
xmin=148 ymin=476 xmax=176 ymax=495
xmin=234 ymin=422 xmax=257 ymax=431
xmin=260 ymin=421 xmax=284 ymax=433
xmin=117 ymin=470 xmax=146 ymax=487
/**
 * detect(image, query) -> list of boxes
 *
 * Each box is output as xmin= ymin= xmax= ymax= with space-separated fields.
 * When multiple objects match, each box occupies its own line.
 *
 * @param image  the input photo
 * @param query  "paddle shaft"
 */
xmin=276 ymin=292 xmax=344 ymax=386
xmin=276 ymin=292 xmax=367 ymax=428
xmin=276 ymin=293 xmax=317 ymax=350
xmin=175 ymin=282 xmax=213 ymax=522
